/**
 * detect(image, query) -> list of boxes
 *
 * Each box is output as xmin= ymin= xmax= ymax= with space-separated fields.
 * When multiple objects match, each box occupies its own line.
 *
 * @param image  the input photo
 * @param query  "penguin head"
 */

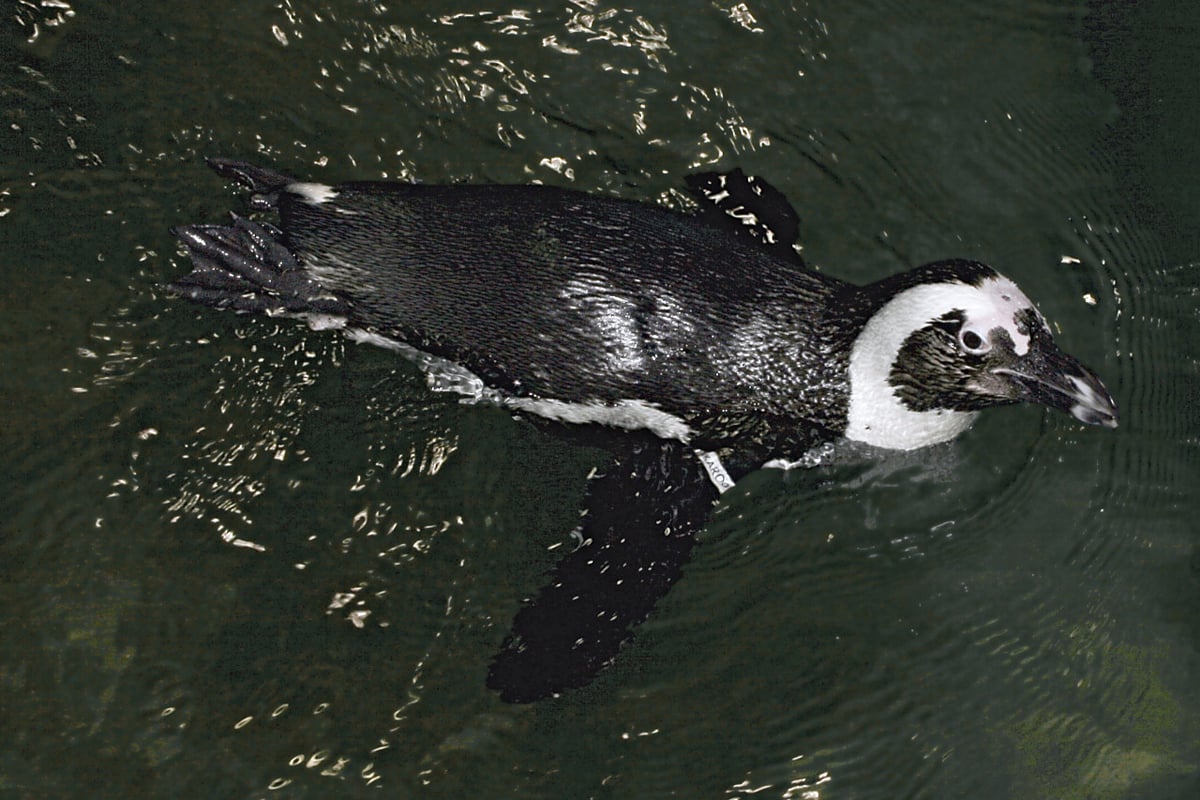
xmin=845 ymin=260 xmax=1118 ymax=450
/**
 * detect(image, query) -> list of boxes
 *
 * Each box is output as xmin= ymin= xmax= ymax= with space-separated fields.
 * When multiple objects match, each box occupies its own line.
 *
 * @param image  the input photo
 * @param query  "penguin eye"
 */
xmin=958 ymin=329 xmax=990 ymax=354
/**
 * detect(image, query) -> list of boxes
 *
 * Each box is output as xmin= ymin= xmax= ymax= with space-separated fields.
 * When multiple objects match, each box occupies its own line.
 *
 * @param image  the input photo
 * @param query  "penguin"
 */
xmin=169 ymin=158 xmax=1118 ymax=702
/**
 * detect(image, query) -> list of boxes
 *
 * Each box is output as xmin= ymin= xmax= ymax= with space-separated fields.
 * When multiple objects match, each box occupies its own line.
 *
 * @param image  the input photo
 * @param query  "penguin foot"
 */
xmin=169 ymin=214 xmax=348 ymax=317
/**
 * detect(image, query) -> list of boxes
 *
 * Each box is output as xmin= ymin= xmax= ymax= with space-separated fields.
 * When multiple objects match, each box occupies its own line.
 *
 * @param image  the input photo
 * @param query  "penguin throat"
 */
xmin=844 ymin=284 xmax=981 ymax=450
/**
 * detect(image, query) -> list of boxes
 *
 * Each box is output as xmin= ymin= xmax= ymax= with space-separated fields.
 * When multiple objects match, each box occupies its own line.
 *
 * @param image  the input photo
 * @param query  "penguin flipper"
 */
xmin=685 ymin=168 xmax=806 ymax=268
xmin=487 ymin=436 xmax=725 ymax=703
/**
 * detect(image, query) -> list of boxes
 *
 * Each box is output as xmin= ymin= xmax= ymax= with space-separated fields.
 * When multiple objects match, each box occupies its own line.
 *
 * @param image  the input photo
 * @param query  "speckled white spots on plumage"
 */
xmin=970 ymin=275 xmax=1040 ymax=356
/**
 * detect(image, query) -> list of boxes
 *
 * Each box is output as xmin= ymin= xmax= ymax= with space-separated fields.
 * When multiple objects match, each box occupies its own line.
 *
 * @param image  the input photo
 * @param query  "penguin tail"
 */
xmin=168 ymin=213 xmax=349 ymax=317
xmin=204 ymin=157 xmax=296 ymax=197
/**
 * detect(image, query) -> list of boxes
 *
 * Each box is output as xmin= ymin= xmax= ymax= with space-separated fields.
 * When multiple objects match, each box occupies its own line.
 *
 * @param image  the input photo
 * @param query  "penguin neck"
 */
xmin=843 ymin=283 xmax=980 ymax=450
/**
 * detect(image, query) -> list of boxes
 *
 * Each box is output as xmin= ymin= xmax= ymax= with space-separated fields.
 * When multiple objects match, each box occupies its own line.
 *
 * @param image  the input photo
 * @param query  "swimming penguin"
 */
xmin=169 ymin=158 xmax=1118 ymax=702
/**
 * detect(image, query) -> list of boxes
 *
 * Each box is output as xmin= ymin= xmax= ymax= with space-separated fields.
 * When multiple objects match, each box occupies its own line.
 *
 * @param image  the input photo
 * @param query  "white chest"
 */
xmin=844 ymin=392 xmax=978 ymax=450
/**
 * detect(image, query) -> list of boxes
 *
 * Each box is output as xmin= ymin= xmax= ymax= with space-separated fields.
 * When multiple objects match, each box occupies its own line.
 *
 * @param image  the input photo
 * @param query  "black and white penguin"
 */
xmin=169 ymin=158 xmax=1117 ymax=701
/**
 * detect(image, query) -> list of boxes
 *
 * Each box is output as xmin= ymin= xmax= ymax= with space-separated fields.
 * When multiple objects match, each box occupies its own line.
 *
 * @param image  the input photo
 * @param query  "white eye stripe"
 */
xmin=845 ymin=272 xmax=1038 ymax=449
xmin=966 ymin=276 xmax=1036 ymax=355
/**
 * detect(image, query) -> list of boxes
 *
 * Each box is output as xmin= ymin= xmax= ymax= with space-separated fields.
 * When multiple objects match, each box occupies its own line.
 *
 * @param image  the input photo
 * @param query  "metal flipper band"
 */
xmin=696 ymin=450 xmax=735 ymax=494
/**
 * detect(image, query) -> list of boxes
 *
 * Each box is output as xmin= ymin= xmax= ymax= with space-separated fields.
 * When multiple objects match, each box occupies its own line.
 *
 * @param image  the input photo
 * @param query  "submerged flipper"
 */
xmin=685 ymin=168 xmax=805 ymax=268
xmin=487 ymin=437 xmax=747 ymax=703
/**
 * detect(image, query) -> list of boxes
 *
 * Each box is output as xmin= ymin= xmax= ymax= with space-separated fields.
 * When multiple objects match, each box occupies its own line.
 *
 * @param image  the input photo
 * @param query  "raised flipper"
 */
xmin=487 ymin=436 xmax=750 ymax=703
xmin=685 ymin=168 xmax=806 ymax=268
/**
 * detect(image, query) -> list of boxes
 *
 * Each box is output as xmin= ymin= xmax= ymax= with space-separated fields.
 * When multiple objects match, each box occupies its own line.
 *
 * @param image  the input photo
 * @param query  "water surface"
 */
xmin=1 ymin=1 xmax=1197 ymax=798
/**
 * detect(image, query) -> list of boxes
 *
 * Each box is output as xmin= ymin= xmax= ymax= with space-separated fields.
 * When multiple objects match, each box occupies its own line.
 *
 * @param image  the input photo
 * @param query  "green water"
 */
xmin=2 ymin=1 xmax=1197 ymax=798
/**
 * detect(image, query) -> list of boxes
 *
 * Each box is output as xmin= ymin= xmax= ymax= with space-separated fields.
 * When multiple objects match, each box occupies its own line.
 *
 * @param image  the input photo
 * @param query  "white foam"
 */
xmin=763 ymin=441 xmax=837 ymax=470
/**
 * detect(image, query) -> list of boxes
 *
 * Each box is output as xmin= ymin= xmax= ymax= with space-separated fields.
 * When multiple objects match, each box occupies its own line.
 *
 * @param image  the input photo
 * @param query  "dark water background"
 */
xmin=2 ymin=1 xmax=1198 ymax=798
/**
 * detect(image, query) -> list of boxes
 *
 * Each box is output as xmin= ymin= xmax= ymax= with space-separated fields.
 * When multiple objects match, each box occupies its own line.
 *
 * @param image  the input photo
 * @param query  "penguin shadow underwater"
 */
xmin=168 ymin=159 xmax=1118 ymax=702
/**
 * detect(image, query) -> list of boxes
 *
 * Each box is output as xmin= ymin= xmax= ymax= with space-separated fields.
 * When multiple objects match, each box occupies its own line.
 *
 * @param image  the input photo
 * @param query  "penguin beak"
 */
xmin=991 ymin=336 xmax=1119 ymax=429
